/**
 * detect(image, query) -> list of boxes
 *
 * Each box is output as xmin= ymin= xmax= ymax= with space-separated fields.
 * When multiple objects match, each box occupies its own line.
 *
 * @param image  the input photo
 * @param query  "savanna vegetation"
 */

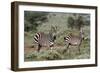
xmin=24 ymin=11 xmax=90 ymax=61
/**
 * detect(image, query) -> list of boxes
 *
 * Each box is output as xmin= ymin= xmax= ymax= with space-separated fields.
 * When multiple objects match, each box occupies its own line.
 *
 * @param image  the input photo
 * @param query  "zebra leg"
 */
xmin=50 ymin=44 xmax=54 ymax=50
xmin=50 ymin=47 xmax=53 ymax=50
xmin=77 ymin=44 xmax=81 ymax=54
xmin=63 ymin=43 xmax=70 ymax=53
xmin=67 ymin=43 xmax=69 ymax=49
xmin=37 ymin=44 xmax=41 ymax=52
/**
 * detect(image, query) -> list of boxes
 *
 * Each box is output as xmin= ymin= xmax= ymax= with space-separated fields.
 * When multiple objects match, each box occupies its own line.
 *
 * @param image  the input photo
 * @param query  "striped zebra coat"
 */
xmin=64 ymin=29 xmax=84 ymax=53
xmin=34 ymin=32 xmax=56 ymax=52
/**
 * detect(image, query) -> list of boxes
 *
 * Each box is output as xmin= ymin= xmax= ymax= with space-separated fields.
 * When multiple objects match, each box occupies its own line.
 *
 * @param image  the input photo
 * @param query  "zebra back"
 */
xmin=64 ymin=32 xmax=83 ymax=45
xmin=34 ymin=32 xmax=56 ymax=47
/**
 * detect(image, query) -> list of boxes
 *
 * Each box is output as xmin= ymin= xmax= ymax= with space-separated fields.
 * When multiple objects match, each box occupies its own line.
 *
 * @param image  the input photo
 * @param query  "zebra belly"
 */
xmin=39 ymin=41 xmax=50 ymax=47
xmin=70 ymin=40 xmax=80 ymax=45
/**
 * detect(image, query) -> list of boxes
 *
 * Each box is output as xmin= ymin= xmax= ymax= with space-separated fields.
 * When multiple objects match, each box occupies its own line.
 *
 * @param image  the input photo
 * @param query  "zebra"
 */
xmin=34 ymin=32 xmax=56 ymax=52
xmin=63 ymin=28 xmax=84 ymax=53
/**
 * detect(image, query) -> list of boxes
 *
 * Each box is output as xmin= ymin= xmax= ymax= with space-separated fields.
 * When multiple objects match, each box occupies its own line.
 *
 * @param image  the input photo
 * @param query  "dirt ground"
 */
xmin=24 ymin=44 xmax=65 ymax=55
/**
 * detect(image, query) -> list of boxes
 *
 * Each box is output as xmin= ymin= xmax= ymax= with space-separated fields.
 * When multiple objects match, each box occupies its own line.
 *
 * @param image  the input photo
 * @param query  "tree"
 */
xmin=67 ymin=16 xmax=74 ymax=29
xmin=24 ymin=11 xmax=48 ymax=32
xmin=75 ymin=15 xmax=84 ymax=30
xmin=67 ymin=14 xmax=90 ymax=30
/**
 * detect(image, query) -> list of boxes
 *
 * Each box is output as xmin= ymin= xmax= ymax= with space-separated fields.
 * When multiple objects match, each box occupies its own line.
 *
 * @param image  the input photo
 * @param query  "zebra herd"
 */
xmin=33 ymin=28 xmax=84 ymax=53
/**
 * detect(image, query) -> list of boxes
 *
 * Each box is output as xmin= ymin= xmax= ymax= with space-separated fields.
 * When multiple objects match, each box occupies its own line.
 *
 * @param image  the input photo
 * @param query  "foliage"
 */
xmin=25 ymin=38 xmax=90 ymax=61
xmin=24 ymin=12 xmax=90 ymax=61
xmin=67 ymin=16 xmax=74 ymax=29
xmin=24 ymin=11 xmax=48 ymax=32
xmin=67 ymin=14 xmax=90 ymax=30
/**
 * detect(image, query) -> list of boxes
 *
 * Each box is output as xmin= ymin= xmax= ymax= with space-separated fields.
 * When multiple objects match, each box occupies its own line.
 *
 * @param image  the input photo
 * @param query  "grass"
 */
xmin=24 ymin=13 xmax=90 ymax=61
xmin=24 ymin=38 xmax=90 ymax=61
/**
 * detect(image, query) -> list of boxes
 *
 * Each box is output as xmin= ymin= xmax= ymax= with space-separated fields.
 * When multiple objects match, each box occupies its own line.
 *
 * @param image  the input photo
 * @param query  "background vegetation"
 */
xmin=24 ymin=11 xmax=90 ymax=61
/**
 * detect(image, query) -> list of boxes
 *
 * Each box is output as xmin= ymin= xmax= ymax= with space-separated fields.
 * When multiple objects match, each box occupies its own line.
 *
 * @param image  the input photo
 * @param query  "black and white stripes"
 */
xmin=34 ymin=33 xmax=41 ymax=44
xmin=33 ymin=28 xmax=84 ymax=52
xmin=33 ymin=32 xmax=56 ymax=52
xmin=63 ymin=29 xmax=84 ymax=53
xmin=64 ymin=33 xmax=72 ymax=42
